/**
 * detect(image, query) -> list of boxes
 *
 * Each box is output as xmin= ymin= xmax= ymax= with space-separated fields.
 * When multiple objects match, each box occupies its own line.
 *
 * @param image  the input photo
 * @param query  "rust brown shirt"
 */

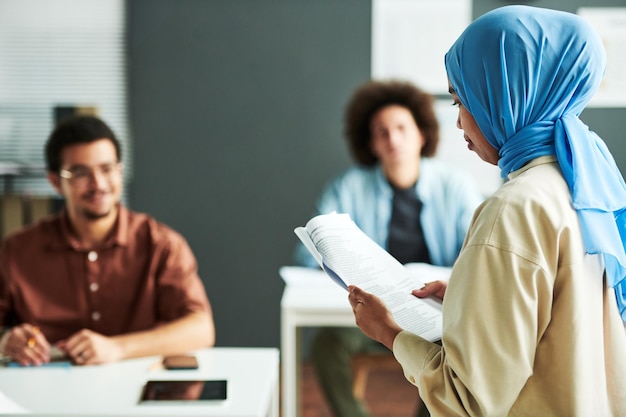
xmin=0 ymin=206 xmax=210 ymax=343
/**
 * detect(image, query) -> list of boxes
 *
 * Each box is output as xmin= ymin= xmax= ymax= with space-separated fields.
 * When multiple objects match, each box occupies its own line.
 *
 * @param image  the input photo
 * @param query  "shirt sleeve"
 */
xmin=0 ymin=242 xmax=11 ymax=327
xmin=419 ymin=161 xmax=486 ymax=266
xmin=451 ymin=177 xmax=485 ymax=245
xmin=154 ymin=229 xmax=211 ymax=321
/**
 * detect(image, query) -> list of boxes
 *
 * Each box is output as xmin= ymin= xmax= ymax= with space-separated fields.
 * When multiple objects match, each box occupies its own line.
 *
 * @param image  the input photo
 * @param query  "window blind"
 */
xmin=0 ymin=0 xmax=130 ymax=196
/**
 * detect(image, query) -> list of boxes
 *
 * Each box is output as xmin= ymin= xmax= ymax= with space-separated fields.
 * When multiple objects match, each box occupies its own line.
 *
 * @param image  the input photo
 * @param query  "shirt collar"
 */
xmin=374 ymin=165 xmax=393 ymax=197
xmin=374 ymin=159 xmax=431 ymax=200
xmin=507 ymin=155 xmax=557 ymax=180
xmin=51 ymin=204 xmax=129 ymax=251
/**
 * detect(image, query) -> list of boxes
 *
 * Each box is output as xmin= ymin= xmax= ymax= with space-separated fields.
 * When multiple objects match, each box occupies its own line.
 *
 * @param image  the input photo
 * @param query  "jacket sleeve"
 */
xmin=393 ymin=242 xmax=548 ymax=416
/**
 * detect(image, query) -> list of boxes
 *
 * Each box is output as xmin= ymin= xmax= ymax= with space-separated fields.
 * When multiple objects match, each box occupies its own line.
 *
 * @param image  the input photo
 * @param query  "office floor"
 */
xmin=300 ymin=361 xmax=423 ymax=417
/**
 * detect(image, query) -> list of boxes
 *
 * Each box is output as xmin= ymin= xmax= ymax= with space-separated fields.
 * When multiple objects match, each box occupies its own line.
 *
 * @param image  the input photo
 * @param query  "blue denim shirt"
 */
xmin=294 ymin=158 xmax=486 ymax=268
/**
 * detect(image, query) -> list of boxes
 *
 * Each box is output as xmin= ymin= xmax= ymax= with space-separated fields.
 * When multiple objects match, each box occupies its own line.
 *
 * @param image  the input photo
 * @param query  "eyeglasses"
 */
xmin=59 ymin=161 xmax=122 ymax=185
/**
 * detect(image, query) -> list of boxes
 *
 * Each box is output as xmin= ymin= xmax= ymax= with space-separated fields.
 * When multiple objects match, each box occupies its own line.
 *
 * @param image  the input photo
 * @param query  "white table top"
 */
xmin=279 ymin=264 xmax=451 ymax=417
xmin=0 ymin=347 xmax=279 ymax=417
xmin=280 ymin=266 xmax=354 ymax=326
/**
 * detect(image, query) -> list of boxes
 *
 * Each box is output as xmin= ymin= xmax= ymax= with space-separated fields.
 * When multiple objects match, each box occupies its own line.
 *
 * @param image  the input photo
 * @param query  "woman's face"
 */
xmin=449 ymin=84 xmax=500 ymax=165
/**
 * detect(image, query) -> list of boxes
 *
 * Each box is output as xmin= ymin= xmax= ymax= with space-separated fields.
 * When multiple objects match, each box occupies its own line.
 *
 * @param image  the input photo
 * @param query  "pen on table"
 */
xmin=26 ymin=326 xmax=40 ymax=349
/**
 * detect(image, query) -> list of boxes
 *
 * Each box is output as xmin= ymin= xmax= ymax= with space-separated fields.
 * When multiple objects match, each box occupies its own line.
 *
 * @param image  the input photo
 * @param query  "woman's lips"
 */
xmin=464 ymin=135 xmax=473 ymax=149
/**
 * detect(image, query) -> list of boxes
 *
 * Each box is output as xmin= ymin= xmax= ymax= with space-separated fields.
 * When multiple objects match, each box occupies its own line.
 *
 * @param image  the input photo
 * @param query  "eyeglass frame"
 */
xmin=58 ymin=161 xmax=123 ymax=184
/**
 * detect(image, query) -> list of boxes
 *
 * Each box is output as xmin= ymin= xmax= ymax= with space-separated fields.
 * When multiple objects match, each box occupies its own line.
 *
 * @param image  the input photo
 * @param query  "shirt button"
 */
xmin=87 ymin=251 xmax=98 ymax=262
xmin=409 ymin=375 xmax=416 ymax=384
xmin=89 ymin=283 xmax=99 ymax=292
xmin=91 ymin=311 xmax=101 ymax=321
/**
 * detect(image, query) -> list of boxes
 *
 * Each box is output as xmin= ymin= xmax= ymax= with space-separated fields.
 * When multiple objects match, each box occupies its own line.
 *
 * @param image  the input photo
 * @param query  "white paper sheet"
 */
xmin=372 ymin=0 xmax=472 ymax=94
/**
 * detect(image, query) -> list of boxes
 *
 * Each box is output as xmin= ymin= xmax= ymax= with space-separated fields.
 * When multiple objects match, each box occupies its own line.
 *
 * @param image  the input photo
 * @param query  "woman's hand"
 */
xmin=412 ymin=280 xmax=448 ymax=301
xmin=348 ymin=285 xmax=403 ymax=350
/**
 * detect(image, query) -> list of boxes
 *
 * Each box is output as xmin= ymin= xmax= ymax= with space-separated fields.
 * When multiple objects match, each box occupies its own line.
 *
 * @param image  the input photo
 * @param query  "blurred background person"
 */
xmin=294 ymin=79 xmax=484 ymax=417
xmin=0 ymin=115 xmax=215 ymax=366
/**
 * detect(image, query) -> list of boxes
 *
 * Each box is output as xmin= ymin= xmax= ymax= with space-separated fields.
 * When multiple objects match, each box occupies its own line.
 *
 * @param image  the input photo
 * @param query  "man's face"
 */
xmin=369 ymin=104 xmax=424 ymax=170
xmin=49 ymin=139 xmax=123 ymax=221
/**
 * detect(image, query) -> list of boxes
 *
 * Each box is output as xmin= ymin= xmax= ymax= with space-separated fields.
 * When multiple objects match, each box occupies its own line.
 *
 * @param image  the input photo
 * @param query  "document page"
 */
xmin=295 ymin=213 xmax=443 ymax=341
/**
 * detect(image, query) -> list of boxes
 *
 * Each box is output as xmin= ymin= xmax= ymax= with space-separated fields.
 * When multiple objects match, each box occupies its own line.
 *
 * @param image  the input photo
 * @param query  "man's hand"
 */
xmin=348 ymin=285 xmax=403 ymax=350
xmin=1 ymin=324 xmax=50 ymax=366
xmin=55 ymin=312 xmax=213 ymax=365
xmin=412 ymin=280 xmax=448 ymax=301
xmin=57 ymin=329 xmax=123 ymax=365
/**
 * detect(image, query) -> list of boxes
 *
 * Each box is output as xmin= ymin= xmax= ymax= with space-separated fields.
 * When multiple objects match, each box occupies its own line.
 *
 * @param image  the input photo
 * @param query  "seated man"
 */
xmin=0 ymin=115 xmax=214 ymax=366
xmin=294 ymin=80 xmax=484 ymax=417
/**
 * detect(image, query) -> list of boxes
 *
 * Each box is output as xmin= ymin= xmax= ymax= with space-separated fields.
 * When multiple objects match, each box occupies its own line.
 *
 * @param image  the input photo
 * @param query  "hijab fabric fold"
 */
xmin=445 ymin=5 xmax=626 ymax=320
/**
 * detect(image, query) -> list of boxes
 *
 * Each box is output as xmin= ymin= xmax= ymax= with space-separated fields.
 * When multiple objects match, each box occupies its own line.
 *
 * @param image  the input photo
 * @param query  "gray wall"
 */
xmin=127 ymin=0 xmax=369 ymax=347
xmin=127 ymin=0 xmax=626 ymax=349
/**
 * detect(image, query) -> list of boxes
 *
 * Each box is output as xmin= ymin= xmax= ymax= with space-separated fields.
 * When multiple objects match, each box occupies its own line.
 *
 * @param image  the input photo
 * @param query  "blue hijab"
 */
xmin=445 ymin=5 xmax=626 ymax=321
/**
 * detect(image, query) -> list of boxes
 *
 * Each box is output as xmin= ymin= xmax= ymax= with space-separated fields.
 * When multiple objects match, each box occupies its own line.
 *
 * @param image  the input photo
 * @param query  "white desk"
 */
xmin=280 ymin=267 xmax=354 ymax=417
xmin=280 ymin=264 xmax=451 ymax=417
xmin=0 ymin=347 xmax=279 ymax=417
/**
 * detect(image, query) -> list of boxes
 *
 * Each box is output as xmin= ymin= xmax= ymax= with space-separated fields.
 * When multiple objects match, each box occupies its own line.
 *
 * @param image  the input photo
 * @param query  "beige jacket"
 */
xmin=393 ymin=156 xmax=626 ymax=416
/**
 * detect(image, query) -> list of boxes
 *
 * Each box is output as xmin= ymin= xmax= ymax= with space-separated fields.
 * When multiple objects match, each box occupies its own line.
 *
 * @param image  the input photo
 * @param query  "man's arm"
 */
xmin=58 ymin=310 xmax=214 ymax=365
xmin=0 ymin=245 xmax=52 ymax=365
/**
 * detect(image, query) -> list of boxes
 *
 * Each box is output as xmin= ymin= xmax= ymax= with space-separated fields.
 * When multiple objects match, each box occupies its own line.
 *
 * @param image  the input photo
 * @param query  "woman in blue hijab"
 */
xmin=348 ymin=6 xmax=626 ymax=416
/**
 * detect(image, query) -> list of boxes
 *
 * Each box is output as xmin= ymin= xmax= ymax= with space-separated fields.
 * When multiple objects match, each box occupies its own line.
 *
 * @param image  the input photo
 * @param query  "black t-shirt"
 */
xmin=387 ymin=184 xmax=432 ymax=265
